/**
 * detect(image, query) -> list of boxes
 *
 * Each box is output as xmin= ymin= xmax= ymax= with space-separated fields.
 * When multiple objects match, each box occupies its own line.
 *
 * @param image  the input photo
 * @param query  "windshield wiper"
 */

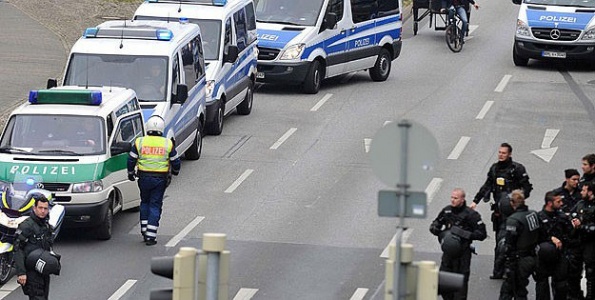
xmin=38 ymin=149 xmax=81 ymax=156
xmin=257 ymin=19 xmax=304 ymax=26
xmin=0 ymin=146 xmax=32 ymax=154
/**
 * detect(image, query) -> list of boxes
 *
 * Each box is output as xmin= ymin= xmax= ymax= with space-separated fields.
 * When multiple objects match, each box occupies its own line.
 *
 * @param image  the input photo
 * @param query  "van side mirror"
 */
xmin=224 ymin=45 xmax=239 ymax=63
xmin=173 ymin=84 xmax=188 ymax=105
xmin=512 ymin=0 xmax=521 ymax=4
xmin=47 ymin=79 xmax=57 ymax=89
xmin=323 ymin=12 xmax=338 ymax=30
xmin=110 ymin=142 xmax=132 ymax=156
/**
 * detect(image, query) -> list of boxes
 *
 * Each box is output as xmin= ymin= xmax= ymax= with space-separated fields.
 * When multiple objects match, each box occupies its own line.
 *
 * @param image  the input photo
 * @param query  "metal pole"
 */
xmin=206 ymin=252 xmax=220 ymax=300
xmin=393 ymin=120 xmax=411 ymax=300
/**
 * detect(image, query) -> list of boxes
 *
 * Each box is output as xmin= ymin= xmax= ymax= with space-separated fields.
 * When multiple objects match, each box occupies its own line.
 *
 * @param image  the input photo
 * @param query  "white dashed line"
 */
xmin=447 ymin=136 xmax=471 ymax=160
xmin=107 ymin=280 xmax=137 ymax=300
xmin=475 ymin=101 xmax=494 ymax=119
xmin=425 ymin=178 xmax=444 ymax=204
xmin=270 ymin=128 xmax=297 ymax=150
xmin=349 ymin=288 xmax=369 ymax=300
xmin=494 ymin=74 xmax=512 ymax=92
xmin=165 ymin=216 xmax=206 ymax=248
xmin=225 ymin=169 xmax=254 ymax=193
xmin=233 ymin=288 xmax=259 ymax=300
xmin=380 ymin=229 xmax=413 ymax=258
xmin=468 ymin=25 xmax=479 ymax=34
xmin=0 ymin=280 xmax=20 ymax=299
xmin=364 ymin=138 xmax=372 ymax=153
xmin=310 ymin=93 xmax=333 ymax=111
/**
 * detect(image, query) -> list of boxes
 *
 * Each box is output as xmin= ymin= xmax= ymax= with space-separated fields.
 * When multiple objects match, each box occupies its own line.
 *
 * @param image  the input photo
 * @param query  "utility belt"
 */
xmin=137 ymin=170 xmax=169 ymax=178
xmin=515 ymin=250 xmax=536 ymax=258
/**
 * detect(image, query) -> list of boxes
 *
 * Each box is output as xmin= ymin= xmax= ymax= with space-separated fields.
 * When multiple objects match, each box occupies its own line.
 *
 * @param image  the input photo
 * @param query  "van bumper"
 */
xmin=392 ymin=40 xmax=402 ymax=60
xmin=61 ymin=199 xmax=109 ymax=228
xmin=514 ymin=39 xmax=595 ymax=61
xmin=256 ymin=61 xmax=311 ymax=84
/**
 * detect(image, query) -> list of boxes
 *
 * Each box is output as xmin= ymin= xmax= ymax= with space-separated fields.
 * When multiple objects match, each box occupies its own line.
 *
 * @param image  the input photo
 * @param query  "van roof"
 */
xmin=135 ymin=0 xmax=250 ymax=21
xmin=70 ymin=20 xmax=201 ymax=56
xmin=12 ymin=86 xmax=138 ymax=118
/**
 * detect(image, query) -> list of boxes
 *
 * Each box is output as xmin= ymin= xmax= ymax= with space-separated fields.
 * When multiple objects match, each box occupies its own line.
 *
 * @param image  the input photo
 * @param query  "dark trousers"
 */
xmin=534 ymin=255 xmax=568 ymax=300
xmin=138 ymin=175 xmax=167 ymax=241
xmin=440 ymin=248 xmax=471 ymax=300
xmin=499 ymin=255 xmax=536 ymax=300
xmin=493 ymin=222 xmax=507 ymax=276
xmin=566 ymin=246 xmax=584 ymax=300
xmin=22 ymin=270 xmax=50 ymax=300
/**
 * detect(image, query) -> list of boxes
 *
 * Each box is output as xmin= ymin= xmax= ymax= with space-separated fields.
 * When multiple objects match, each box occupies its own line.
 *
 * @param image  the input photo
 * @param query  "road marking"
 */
xmin=383 ymin=120 xmax=392 ymax=126
xmin=468 ymin=25 xmax=479 ymax=34
xmin=165 ymin=216 xmax=206 ymax=248
xmin=233 ymin=288 xmax=259 ymax=300
xmin=447 ymin=136 xmax=471 ymax=160
xmin=107 ymin=280 xmax=137 ymax=300
xmin=531 ymin=147 xmax=558 ymax=163
xmin=425 ymin=178 xmax=443 ymax=204
xmin=364 ymin=138 xmax=372 ymax=153
xmin=310 ymin=93 xmax=333 ymax=111
xmin=270 ymin=128 xmax=297 ymax=150
xmin=0 ymin=280 xmax=20 ymax=299
xmin=350 ymin=288 xmax=369 ymax=300
xmin=475 ymin=101 xmax=494 ymax=119
xmin=380 ymin=229 xmax=413 ymax=258
xmin=541 ymin=129 xmax=560 ymax=149
xmin=341 ymin=72 xmax=356 ymax=83
xmin=225 ymin=169 xmax=254 ymax=193
xmin=494 ymin=74 xmax=512 ymax=92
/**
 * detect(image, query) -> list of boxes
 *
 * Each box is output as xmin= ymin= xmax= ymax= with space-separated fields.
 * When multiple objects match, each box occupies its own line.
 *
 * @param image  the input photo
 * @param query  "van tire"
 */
xmin=184 ymin=122 xmax=202 ymax=160
xmin=512 ymin=45 xmax=528 ymax=66
xmin=206 ymin=100 xmax=224 ymax=135
xmin=237 ymin=80 xmax=253 ymax=115
xmin=369 ymin=48 xmax=391 ymax=81
xmin=96 ymin=201 xmax=113 ymax=240
xmin=303 ymin=60 xmax=322 ymax=94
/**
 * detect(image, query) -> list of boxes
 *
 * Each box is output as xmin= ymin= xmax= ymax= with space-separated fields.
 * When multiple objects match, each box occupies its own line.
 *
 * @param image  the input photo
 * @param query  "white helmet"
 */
xmin=146 ymin=116 xmax=165 ymax=136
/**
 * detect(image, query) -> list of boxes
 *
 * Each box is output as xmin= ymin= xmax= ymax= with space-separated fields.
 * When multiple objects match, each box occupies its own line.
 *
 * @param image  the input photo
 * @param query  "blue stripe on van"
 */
xmin=526 ymin=10 xmax=594 ymax=30
xmin=257 ymin=29 xmax=302 ymax=49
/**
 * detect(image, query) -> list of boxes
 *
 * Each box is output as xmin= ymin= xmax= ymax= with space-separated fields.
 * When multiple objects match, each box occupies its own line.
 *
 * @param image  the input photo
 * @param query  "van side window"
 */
xmin=107 ymin=114 xmax=114 ymax=137
xmin=245 ymin=3 xmax=257 ymax=45
xmin=327 ymin=0 xmax=344 ymax=22
xmin=224 ymin=18 xmax=232 ymax=49
xmin=233 ymin=9 xmax=248 ymax=52
xmin=114 ymin=113 xmax=143 ymax=144
xmin=171 ymin=54 xmax=180 ymax=96
xmin=193 ymin=36 xmax=205 ymax=79
xmin=351 ymin=0 xmax=379 ymax=23
xmin=182 ymin=36 xmax=204 ymax=90
xmin=377 ymin=0 xmax=399 ymax=17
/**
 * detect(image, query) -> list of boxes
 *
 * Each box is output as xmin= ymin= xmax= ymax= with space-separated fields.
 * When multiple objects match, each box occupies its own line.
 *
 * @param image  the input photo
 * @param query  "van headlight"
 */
xmin=206 ymin=80 xmax=215 ymax=100
xmin=280 ymin=44 xmax=305 ymax=60
xmin=516 ymin=19 xmax=530 ymax=37
xmin=582 ymin=28 xmax=595 ymax=40
xmin=72 ymin=180 xmax=103 ymax=193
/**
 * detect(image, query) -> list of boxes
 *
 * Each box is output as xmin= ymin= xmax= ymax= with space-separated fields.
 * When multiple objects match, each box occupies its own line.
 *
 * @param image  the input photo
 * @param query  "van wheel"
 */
xmin=512 ymin=45 xmax=528 ymax=66
xmin=237 ymin=80 xmax=253 ymax=115
xmin=96 ymin=201 xmax=113 ymax=240
xmin=184 ymin=122 xmax=202 ymax=160
xmin=369 ymin=48 xmax=391 ymax=81
xmin=303 ymin=60 xmax=322 ymax=94
xmin=206 ymin=100 xmax=224 ymax=135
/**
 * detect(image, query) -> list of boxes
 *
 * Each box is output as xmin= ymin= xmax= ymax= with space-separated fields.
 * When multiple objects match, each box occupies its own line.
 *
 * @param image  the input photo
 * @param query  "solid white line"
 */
xmin=494 ymin=74 xmax=512 ymax=92
xmin=475 ymin=101 xmax=494 ymax=119
xmin=165 ymin=216 xmax=206 ymax=248
xmin=425 ymin=178 xmax=443 ymax=204
xmin=350 ymin=288 xmax=369 ymax=300
xmin=233 ymin=288 xmax=259 ymax=300
xmin=541 ymin=129 xmax=560 ymax=149
xmin=0 ymin=280 xmax=21 ymax=299
xmin=225 ymin=169 xmax=254 ymax=194
xmin=310 ymin=93 xmax=333 ymax=111
xmin=380 ymin=229 xmax=413 ymax=258
xmin=270 ymin=128 xmax=297 ymax=150
xmin=364 ymin=138 xmax=372 ymax=153
xmin=107 ymin=280 xmax=137 ymax=300
xmin=447 ymin=136 xmax=471 ymax=160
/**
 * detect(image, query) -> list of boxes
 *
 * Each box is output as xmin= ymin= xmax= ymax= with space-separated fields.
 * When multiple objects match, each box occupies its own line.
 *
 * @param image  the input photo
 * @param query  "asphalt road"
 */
xmin=0 ymin=0 xmax=594 ymax=299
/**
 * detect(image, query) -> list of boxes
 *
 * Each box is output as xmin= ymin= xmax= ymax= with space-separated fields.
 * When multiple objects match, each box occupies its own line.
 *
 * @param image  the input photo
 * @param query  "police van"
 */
xmin=512 ymin=0 xmax=595 ymax=66
xmin=59 ymin=20 xmax=207 ymax=158
xmin=0 ymin=87 xmax=144 ymax=240
xmin=134 ymin=0 xmax=258 ymax=136
xmin=254 ymin=0 xmax=403 ymax=94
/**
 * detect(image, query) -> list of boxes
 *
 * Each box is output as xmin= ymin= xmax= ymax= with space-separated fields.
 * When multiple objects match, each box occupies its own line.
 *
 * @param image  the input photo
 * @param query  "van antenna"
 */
xmin=119 ymin=20 xmax=125 ymax=49
xmin=178 ymin=0 xmax=182 ymax=13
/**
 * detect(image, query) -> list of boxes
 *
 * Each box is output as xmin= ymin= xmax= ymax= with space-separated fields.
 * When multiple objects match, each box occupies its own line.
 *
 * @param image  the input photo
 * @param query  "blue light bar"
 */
xmin=25 ymin=178 xmax=35 ymax=186
xmin=28 ymin=90 xmax=39 ymax=104
xmin=213 ymin=0 xmax=227 ymax=6
xmin=28 ymin=89 xmax=102 ymax=105
xmin=156 ymin=29 xmax=173 ymax=41
xmin=147 ymin=0 xmax=159 ymax=2
xmin=84 ymin=27 xmax=99 ymax=38
xmin=179 ymin=17 xmax=189 ymax=24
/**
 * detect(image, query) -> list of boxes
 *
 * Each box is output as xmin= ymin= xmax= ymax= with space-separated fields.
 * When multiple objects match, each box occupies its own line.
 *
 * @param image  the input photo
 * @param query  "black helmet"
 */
xmin=440 ymin=230 xmax=466 ymax=258
xmin=26 ymin=248 xmax=61 ymax=276
xmin=537 ymin=241 xmax=559 ymax=263
xmin=25 ymin=189 xmax=53 ymax=205
xmin=498 ymin=193 xmax=514 ymax=218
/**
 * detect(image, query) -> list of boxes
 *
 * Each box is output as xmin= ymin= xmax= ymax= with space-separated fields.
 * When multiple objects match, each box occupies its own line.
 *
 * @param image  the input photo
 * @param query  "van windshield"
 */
xmin=0 ymin=115 xmax=106 ymax=156
xmin=255 ymin=0 xmax=324 ymax=26
xmin=524 ymin=0 xmax=595 ymax=7
xmin=64 ymin=54 xmax=169 ymax=102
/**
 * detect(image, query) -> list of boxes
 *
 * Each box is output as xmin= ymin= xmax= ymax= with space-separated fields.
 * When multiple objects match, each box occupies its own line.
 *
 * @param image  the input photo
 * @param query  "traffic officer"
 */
xmin=553 ymin=169 xmax=581 ymax=213
xmin=535 ymin=191 xmax=572 ymax=300
xmin=580 ymin=154 xmax=595 ymax=188
xmin=570 ymin=181 xmax=595 ymax=299
xmin=470 ymin=143 xmax=533 ymax=279
xmin=498 ymin=190 xmax=539 ymax=300
xmin=430 ymin=188 xmax=487 ymax=300
xmin=128 ymin=115 xmax=181 ymax=246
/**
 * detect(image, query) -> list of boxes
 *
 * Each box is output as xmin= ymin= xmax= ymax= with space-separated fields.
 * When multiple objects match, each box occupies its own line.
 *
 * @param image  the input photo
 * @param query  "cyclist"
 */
xmin=446 ymin=0 xmax=479 ymax=42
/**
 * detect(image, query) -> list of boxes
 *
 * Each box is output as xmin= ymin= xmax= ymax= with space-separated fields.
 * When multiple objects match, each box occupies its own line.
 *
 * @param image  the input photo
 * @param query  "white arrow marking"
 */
xmin=541 ymin=129 xmax=560 ymax=149
xmin=531 ymin=147 xmax=558 ymax=163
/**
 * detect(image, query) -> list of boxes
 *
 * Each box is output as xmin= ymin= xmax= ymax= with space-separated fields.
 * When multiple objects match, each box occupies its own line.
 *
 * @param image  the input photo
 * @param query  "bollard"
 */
xmin=199 ymin=233 xmax=228 ymax=300
xmin=174 ymin=247 xmax=198 ymax=300
xmin=416 ymin=261 xmax=438 ymax=300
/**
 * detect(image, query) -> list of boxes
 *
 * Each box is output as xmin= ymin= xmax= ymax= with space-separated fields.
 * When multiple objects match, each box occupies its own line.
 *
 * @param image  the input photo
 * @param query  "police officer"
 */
xmin=430 ymin=188 xmax=487 ymax=300
xmin=14 ymin=191 xmax=57 ymax=300
xmin=128 ymin=115 xmax=181 ymax=246
xmin=570 ymin=181 xmax=595 ymax=299
xmin=553 ymin=169 xmax=582 ymax=213
xmin=498 ymin=190 xmax=540 ymax=300
xmin=535 ymin=191 xmax=573 ymax=300
xmin=469 ymin=143 xmax=532 ymax=279
xmin=580 ymin=154 xmax=595 ymax=188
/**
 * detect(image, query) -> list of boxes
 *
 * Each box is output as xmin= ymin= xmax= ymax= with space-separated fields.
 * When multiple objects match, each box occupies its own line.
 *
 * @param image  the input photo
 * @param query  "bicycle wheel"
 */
xmin=445 ymin=24 xmax=463 ymax=52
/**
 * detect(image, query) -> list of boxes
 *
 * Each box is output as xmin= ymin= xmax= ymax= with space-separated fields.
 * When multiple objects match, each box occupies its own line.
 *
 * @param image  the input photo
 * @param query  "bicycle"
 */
xmin=445 ymin=6 xmax=464 ymax=52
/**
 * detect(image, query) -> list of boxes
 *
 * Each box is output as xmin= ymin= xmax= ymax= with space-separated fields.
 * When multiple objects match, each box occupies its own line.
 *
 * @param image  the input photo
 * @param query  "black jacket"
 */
xmin=14 ymin=212 xmax=53 ymax=276
xmin=553 ymin=182 xmax=582 ymax=213
xmin=473 ymin=158 xmax=533 ymax=204
xmin=430 ymin=202 xmax=487 ymax=243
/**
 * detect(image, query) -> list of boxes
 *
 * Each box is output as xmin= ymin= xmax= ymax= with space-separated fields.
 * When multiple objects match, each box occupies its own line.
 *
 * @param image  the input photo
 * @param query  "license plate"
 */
xmin=542 ymin=51 xmax=566 ymax=58
xmin=256 ymin=72 xmax=265 ymax=79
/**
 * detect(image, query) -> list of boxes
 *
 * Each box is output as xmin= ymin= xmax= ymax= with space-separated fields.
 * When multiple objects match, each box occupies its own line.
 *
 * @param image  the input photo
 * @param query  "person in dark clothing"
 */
xmin=430 ymin=188 xmax=487 ymax=300
xmin=535 ymin=191 xmax=573 ymax=300
xmin=570 ymin=181 xmax=595 ymax=299
xmin=580 ymin=154 xmax=595 ymax=189
xmin=443 ymin=0 xmax=479 ymax=41
xmin=14 ymin=194 xmax=55 ymax=300
xmin=499 ymin=190 xmax=540 ymax=300
xmin=553 ymin=169 xmax=582 ymax=214
xmin=470 ymin=143 xmax=533 ymax=279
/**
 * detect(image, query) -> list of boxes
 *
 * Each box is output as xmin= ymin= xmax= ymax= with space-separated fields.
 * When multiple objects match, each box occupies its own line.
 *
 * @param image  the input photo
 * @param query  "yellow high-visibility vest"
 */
xmin=135 ymin=136 xmax=173 ymax=173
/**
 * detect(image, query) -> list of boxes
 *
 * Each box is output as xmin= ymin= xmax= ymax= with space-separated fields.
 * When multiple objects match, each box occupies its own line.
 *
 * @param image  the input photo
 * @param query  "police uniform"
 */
xmin=128 ymin=135 xmax=181 ymax=245
xmin=535 ymin=206 xmax=573 ymax=300
xmin=473 ymin=158 xmax=532 ymax=278
xmin=498 ymin=204 xmax=540 ymax=300
xmin=430 ymin=202 xmax=487 ymax=300
xmin=580 ymin=173 xmax=595 ymax=190
xmin=14 ymin=212 xmax=54 ymax=300
xmin=553 ymin=183 xmax=582 ymax=214
xmin=571 ymin=197 xmax=595 ymax=299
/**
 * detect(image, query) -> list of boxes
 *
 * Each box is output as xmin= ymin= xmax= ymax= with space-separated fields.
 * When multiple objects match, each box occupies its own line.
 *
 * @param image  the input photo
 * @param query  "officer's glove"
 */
xmin=128 ymin=172 xmax=136 ymax=181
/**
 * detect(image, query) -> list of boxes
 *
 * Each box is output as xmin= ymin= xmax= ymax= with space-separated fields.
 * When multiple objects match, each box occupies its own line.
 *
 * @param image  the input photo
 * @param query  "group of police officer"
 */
xmin=430 ymin=143 xmax=595 ymax=300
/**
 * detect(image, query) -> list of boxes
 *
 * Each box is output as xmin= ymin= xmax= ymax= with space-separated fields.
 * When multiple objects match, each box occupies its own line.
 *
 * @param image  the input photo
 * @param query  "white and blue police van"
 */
xmin=134 ymin=0 xmax=258 ymax=136
xmin=59 ymin=20 xmax=207 ymax=159
xmin=512 ymin=0 xmax=595 ymax=66
xmin=254 ymin=0 xmax=403 ymax=94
